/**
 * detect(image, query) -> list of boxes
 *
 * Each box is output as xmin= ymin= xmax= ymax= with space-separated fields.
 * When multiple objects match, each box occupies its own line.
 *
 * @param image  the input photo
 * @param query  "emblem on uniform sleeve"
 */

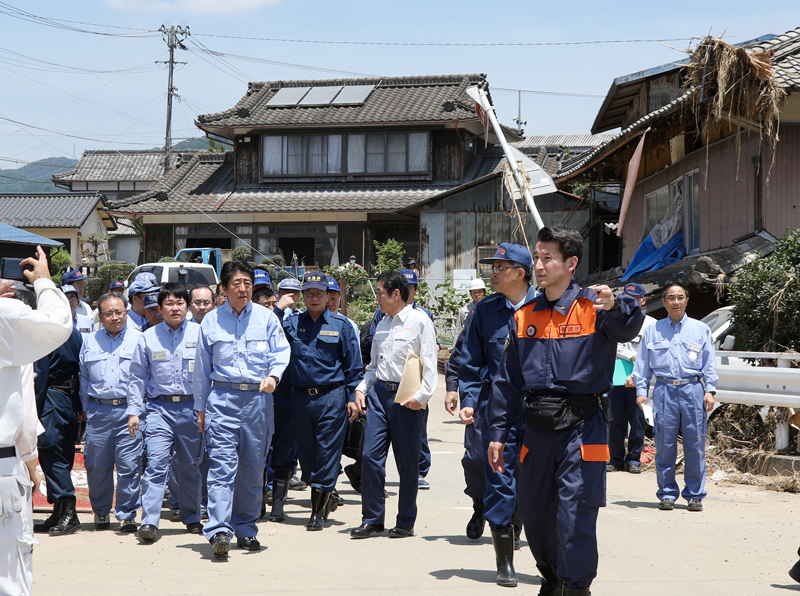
xmin=526 ymin=325 xmax=536 ymax=337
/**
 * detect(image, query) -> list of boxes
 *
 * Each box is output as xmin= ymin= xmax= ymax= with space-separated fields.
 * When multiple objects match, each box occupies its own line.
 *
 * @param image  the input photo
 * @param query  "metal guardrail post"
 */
xmin=777 ymin=358 xmax=791 ymax=450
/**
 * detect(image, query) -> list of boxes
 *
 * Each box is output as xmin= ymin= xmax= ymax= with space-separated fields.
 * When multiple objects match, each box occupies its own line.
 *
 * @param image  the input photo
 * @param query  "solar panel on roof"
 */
xmin=267 ymin=87 xmax=311 ymax=106
xmin=331 ymin=85 xmax=375 ymax=105
xmin=299 ymin=86 xmax=343 ymax=106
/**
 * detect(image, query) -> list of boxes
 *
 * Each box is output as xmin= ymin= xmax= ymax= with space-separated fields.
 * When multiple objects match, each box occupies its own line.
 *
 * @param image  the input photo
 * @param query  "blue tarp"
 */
xmin=0 ymin=222 xmax=62 ymax=246
xmin=621 ymin=231 xmax=685 ymax=282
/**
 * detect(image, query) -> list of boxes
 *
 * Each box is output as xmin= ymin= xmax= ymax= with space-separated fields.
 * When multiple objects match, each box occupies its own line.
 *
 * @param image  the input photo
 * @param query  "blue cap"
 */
xmin=302 ymin=272 xmax=329 ymax=292
xmin=623 ymin=283 xmax=646 ymax=297
xmin=327 ymin=277 xmax=341 ymax=292
xmin=110 ymin=281 xmax=124 ymax=290
xmin=399 ymin=269 xmax=418 ymax=285
xmin=129 ymin=277 xmax=156 ymax=296
xmin=143 ymin=292 xmax=159 ymax=309
xmin=136 ymin=272 xmax=158 ymax=284
xmin=61 ymin=270 xmax=85 ymax=285
xmin=61 ymin=284 xmax=78 ymax=295
xmin=254 ymin=269 xmax=272 ymax=286
xmin=278 ymin=277 xmax=301 ymax=291
xmin=478 ymin=243 xmax=532 ymax=268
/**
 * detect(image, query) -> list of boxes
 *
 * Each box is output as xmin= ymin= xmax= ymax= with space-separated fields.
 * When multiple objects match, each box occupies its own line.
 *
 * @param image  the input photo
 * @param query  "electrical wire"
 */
xmin=0 ymin=46 xmax=162 ymax=74
xmin=0 ymin=113 xmax=168 ymax=145
xmin=493 ymin=87 xmax=606 ymax=98
xmin=0 ymin=2 xmax=160 ymax=37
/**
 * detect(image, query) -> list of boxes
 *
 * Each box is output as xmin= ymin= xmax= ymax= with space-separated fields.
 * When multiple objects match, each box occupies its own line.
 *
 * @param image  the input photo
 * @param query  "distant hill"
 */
xmin=0 ymin=157 xmax=78 ymax=194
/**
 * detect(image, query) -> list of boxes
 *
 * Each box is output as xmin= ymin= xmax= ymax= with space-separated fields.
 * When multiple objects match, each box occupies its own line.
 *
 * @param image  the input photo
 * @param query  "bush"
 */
xmin=84 ymin=278 xmax=105 ymax=305
xmin=373 ymin=239 xmax=405 ymax=274
xmin=87 ymin=260 xmax=136 ymax=304
xmin=158 ymin=256 xmax=177 ymax=263
xmin=324 ymin=263 xmax=369 ymax=303
xmin=729 ymin=229 xmax=800 ymax=352
xmin=49 ymin=246 xmax=72 ymax=285
xmin=232 ymin=246 xmax=252 ymax=262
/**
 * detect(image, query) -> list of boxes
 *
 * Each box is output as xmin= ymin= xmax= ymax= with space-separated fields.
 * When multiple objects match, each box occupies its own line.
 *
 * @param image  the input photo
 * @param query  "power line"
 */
xmin=0 ymin=113 xmax=168 ymax=145
xmin=0 ymin=2 xmax=159 ymax=37
xmin=0 ymin=156 xmax=75 ymax=168
xmin=0 ymin=45 xmax=162 ymax=74
xmin=493 ymin=87 xmax=605 ymax=99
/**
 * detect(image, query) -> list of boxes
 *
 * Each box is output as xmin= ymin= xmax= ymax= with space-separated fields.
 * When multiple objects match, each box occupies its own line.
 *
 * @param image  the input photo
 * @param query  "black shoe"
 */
xmin=288 ymin=476 xmax=307 ymax=491
xmin=169 ymin=508 xmax=180 ymax=523
xmin=268 ymin=474 xmax=290 ymax=523
xmin=201 ymin=507 xmax=208 ymax=520
xmin=119 ymin=519 xmax=138 ymax=533
xmin=94 ymin=513 xmax=110 ymax=530
xmin=236 ymin=536 xmax=260 ymax=550
xmin=789 ymin=558 xmax=800 ymax=583
xmin=137 ymin=524 xmax=157 ymax=542
xmin=49 ymin=498 xmax=81 ymax=536
xmin=344 ymin=464 xmax=362 ymax=493
xmin=537 ymin=564 xmax=563 ymax=596
xmin=627 ymin=463 xmax=642 ymax=474
xmin=350 ymin=523 xmax=384 ymax=539
xmin=606 ymin=463 xmax=624 ymax=472
xmin=658 ymin=498 xmax=675 ymax=511
xmin=687 ymin=498 xmax=703 ymax=512
xmin=388 ymin=526 xmax=415 ymax=538
xmin=562 ymin=587 xmax=591 ymax=595
xmin=211 ymin=532 xmax=231 ymax=558
xmin=332 ymin=489 xmax=344 ymax=507
xmin=418 ymin=477 xmax=430 ymax=490
xmin=186 ymin=522 xmax=203 ymax=534
xmin=34 ymin=502 xmax=63 ymax=533
xmin=307 ymin=488 xmax=330 ymax=531
xmin=466 ymin=498 xmax=485 ymax=540
xmin=491 ymin=528 xmax=518 ymax=587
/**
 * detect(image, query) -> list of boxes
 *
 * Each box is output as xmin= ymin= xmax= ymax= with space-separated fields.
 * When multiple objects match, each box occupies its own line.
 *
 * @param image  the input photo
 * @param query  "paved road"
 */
xmin=33 ymin=379 xmax=800 ymax=595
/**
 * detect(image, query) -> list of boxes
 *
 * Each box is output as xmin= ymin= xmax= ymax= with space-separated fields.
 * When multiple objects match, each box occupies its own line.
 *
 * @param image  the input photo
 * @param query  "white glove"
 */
xmin=0 ymin=476 xmax=22 ymax=518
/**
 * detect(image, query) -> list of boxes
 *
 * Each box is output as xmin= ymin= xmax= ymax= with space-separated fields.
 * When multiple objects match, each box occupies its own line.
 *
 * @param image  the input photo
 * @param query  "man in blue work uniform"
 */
xmin=281 ymin=272 xmax=363 ymax=530
xmin=62 ymin=284 xmax=93 ymax=337
xmin=278 ymin=277 xmax=301 ymax=318
xmin=32 ymin=324 xmax=84 ymax=536
xmin=193 ymin=260 xmax=290 ymax=558
xmin=633 ymin=280 xmax=717 ymax=512
xmin=62 ymin=269 xmax=92 ymax=319
xmin=127 ymin=274 xmax=157 ymax=332
xmin=459 ymin=243 xmax=539 ymax=587
xmin=79 ymin=292 xmax=144 ymax=532
xmin=350 ymin=271 xmax=438 ymax=539
xmin=487 ymin=226 xmax=643 ymax=596
xmin=127 ymin=283 xmax=205 ymax=542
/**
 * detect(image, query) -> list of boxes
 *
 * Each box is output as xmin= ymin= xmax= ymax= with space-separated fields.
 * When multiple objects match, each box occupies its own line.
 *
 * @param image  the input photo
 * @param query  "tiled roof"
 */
xmin=516 ymin=134 xmax=616 ymax=149
xmin=52 ymin=150 xmax=184 ymax=183
xmin=750 ymin=26 xmax=800 ymax=90
xmin=0 ymin=222 xmax=63 ymax=246
xmin=462 ymin=145 xmax=562 ymax=183
xmin=111 ymin=217 xmax=138 ymax=236
xmin=109 ymin=152 xmax=457 ymax=214
xmin=0 ymin=192 xmax=109 ymax=228
xmin=196 ymin=74 xmax=489 ymax=129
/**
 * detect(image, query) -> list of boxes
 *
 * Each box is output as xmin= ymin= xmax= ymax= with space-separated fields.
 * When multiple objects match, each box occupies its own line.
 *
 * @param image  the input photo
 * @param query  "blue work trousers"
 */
xmin=608 ymin=385 xmax=645 ymax=467
xmin=37 ymin=389 xmax=79 ymax=503
xmin=202 ymin=389 xmax=274 ymax=540
xmin=167 ymin=455 xmax=180 ymax=510
xmin=141 ymin=400 xmax=204 ymax=528
xmin=653 ymin=382 xmax=707 ymax=502
xmin=518 ymin=409 xmax=607 ymax=590
xmin=292 ymin=386 xmax=348 ymax=491
xmin=361 ymin=383 xmax=425 ymax=530
xmin=461 ymin=409 xmax=485 ymax=500
xmin=481 ymin=402 xmax=524 ymax=530
xmin=418 ymin=408 xmax=431 ymax=478
xmin=84 ymin=403 xmax=143 ymax=520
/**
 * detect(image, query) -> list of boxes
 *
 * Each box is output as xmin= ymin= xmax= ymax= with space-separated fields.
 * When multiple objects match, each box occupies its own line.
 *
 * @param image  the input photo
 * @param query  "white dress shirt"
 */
xmin=356 ymin=304 xmax=439 ymax=406
xmin=617 ymin=314 xmax=657 ymax=361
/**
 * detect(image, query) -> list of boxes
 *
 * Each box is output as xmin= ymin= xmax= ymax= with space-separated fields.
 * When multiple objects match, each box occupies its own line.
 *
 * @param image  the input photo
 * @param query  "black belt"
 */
xmin=294 ymin=381 xmax=344 ymax=396
xmin=0 ymin=446 xmax=16 ymax=459
xmin=656 ymin=376 xmax=701 ymax=386
xmin=155 ymin=394 xmax=193 ymax=403
xmin=378 ymin=380 xmax=399 ymax=392
xmin=212 ymin=380 xmax=261 ymax=392
xmin=90 ymin=397 xmax=127 ymax=406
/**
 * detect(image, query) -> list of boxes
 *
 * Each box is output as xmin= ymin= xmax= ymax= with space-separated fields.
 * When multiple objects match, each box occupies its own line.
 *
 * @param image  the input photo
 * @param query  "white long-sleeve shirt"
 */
xmin=616 ymin=314 xmax=657 ymax=361
xmin=356 ymin=304 xmax=438 ymax=406
xmin=17 ymin=363 xmax=44 ymax=463
xmin=0 ymin=278 xmax=72 ymax=476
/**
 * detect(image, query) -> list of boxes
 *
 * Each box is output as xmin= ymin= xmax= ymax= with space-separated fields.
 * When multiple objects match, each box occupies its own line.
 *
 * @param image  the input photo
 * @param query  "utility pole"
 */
xmin=513 ymin=90 xmax=526 ymax=134
xmin=158 ymin=24 xmax=189 ymax=174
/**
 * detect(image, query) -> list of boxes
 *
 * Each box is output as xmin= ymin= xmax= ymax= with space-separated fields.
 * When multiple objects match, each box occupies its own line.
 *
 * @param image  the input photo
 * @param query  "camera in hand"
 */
xmin=0 ymin=257 xmax=33 ymax=281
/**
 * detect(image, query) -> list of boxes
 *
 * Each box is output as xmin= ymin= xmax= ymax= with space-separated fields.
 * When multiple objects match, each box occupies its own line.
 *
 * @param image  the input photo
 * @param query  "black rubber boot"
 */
xmin=536 ymin=564 xmax=563 ymax=596
xmin=307 ymin=488 xmax=330 ymax=531
xmin=512 ymin=513 xmax=523 ymax=551
xmin=34 ymin=502 xmax=62 ymax=533
xmin=268 ymin=470 xmax=291 ymax=522
xmin=325 ymin=489 xmax=337 ymax=519
xmin=466 ymin=498 xmax=485 ymax=540
xmin=789 ymin=556 xmax=800 ymax=583
xmin=562 ymin=587 xmax=591 ymax=595
xmin=49 ymin=497 xmax=81 ymax=536
xmin=491 ymin=528 xmax=517 ymax=587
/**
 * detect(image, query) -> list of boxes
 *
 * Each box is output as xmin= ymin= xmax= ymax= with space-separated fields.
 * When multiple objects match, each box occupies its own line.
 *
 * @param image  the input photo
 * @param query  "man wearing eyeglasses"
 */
xmin=79 ymin=292 xmax=143 ymax=532
xmin=633 ymin=280 xmax=717 ymax=513
xmin=188 ymin=285 xmax=214 ymax=324
xmin=458 ymin=243 xmax=539 ymax=587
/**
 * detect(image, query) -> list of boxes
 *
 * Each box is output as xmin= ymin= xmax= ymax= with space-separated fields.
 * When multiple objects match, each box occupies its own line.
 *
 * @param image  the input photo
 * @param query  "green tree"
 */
xmin=49 ymin=246 xmax=72 ymax=285
xmin=373 ymin=238 xmax=405 ymax=273
xmin=324 ymin=263 xmax=369 ymax=303
xmin=158 ymin=256 xmax=177 ymax=263
xmin=232 ymin=246 xmax=252 ymax=262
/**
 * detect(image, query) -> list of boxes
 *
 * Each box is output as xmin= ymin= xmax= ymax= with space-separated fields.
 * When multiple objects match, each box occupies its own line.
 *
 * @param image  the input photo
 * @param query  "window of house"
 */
xmin=347 ymin=131 xmax=428 ymax=174
xmin=477 ymin=245 xmax=499 ymax=280
xmin=263 ymin=134 xmax=343 ymax=175
xmin=684 ymin=169 xmax=700 ymax=253
xmin=643 ymin=186 xmax=669 ymax=238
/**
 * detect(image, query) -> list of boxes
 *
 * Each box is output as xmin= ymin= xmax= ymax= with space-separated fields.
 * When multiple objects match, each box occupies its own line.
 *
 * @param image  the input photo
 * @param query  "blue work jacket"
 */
xmin=79 ymin=326 xmax=142 ymax=412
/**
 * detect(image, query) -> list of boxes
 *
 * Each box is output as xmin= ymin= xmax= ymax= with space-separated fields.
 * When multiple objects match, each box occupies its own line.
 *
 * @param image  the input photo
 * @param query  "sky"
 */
xmin=1 ymin=0 xmax=798 ymax=166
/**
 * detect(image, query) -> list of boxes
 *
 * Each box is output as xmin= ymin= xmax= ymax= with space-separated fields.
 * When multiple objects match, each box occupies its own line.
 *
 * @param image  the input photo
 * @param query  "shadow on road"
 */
xmin=771 ymin=583 xmax=800 ymax=591
xmin=610 ymin=500 xmax=662 ymax=509
xmin=421 ymin=534 xmax=491 ymax=546
xmin=430 ymin=568 xmax=541 ymax=585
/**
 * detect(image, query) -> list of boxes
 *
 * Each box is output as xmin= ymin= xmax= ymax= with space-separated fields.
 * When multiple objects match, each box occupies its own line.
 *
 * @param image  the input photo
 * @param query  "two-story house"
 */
xmin=108 ymin=74 xmax=521 ymax=269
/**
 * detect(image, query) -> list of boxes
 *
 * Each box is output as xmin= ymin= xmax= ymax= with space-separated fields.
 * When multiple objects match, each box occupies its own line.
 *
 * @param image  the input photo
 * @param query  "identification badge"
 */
xmin=78 ymin=327 xmax=90 ymax=333
xmin=320 ymin=330 xmax=339 ymax=337
xmin=185 ymin=342 xmax=196 ymax=348
xmin=152 ymin=350 xmax=167 ymax=361
xmin=688 ymin=342 xmax=701 ymax=352
xmin=188 ymin=360 xmax=195 ymax=373
xmin=257 ymin=341 xmax=267 ymax=352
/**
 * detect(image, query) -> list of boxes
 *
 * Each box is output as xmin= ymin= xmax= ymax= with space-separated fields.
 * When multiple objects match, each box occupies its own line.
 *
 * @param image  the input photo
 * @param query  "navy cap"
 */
xmin=61 ymin=270 xmax=85 ymax=285
xmin=327 ymin=277 xmax=341 ymax=292
xmin=302 ymin=272 xmax=329 ymax=292
xmin=399 ymin=269 xmax=418 ymax=285
xmin=61 ymin=284 xmax=78 ymax=295
xmin=109 ymin=281 xmax=124 ymax=290
xmin=254 ymin=269 xmax=272 ymax=286
xmin=478 ymin=243 xmax=532 ymax=269
xmin=278 ymin=277 xmax=301 ymax=291
xmin=143 ymin=292 xmax=159 ymax=309
xmin=623 ymin=283 xmax=646 ymax=297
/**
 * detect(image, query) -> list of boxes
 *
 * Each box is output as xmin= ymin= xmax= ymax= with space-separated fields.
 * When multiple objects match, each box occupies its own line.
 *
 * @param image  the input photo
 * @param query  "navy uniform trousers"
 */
xmin=270 ymin=390 xmax=297 ymax=475
xmin=361 ymin=383 xmax=426 ymax=530
xmin=292 ymin=385 xmax=348 ymax=491
xmin=37 ymin=388 xmax=79 ymax=503
xmin=608 ymin=385 xmax=646 ymax=467
xmin=518 ymin=409 xmax=607 ymax=590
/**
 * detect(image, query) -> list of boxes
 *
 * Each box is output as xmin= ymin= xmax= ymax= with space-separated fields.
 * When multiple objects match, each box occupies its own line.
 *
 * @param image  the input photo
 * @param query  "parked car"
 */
xmin=701 ymin=306 xmax=736 ymax=350
xmin=124 ymin=262 xmax=218 ymax=298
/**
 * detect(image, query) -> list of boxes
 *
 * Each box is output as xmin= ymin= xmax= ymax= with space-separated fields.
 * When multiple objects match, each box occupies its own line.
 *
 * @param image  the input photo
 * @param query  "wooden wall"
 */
xmin=144 ymin=225 xmax=173 ymax=263
xmin=762 ymin=124 xmax=800 ymax=236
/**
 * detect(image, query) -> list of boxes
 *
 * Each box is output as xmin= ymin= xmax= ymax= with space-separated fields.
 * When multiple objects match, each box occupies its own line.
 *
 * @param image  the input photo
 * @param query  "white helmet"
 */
xmin=468 ymin=278 xmax=486 ymax=291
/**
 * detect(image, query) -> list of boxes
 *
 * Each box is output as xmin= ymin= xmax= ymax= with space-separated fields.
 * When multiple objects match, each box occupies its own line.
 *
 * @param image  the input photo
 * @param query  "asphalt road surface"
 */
xmin=32 ymin=378 xmax=800 ymax=595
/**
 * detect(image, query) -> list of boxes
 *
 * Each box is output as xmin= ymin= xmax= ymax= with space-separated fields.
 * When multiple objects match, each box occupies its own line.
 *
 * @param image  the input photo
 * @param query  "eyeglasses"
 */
xmin=492 ymin=266 xmax=518 ymax=274
xmin=664 ymin=295 xmax=687 ymax=302
xmin=192 ymin=300 xmax=212 ymax=306
xmin=304 ymin=290 xmax=326 ymax=299
xmin=100 ymin=310 xmax=126 ymax=318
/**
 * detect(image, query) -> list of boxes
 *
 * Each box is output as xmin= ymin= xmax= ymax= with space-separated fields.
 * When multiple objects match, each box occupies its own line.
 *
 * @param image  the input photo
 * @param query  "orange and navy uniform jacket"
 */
xmin=487 ymin=280 xmax=644 ymax=444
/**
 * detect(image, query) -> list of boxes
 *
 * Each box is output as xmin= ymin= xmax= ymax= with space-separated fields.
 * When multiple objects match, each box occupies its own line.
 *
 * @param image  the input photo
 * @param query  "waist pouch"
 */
xmin=524 ymin=394 xmax=599 ymax=431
